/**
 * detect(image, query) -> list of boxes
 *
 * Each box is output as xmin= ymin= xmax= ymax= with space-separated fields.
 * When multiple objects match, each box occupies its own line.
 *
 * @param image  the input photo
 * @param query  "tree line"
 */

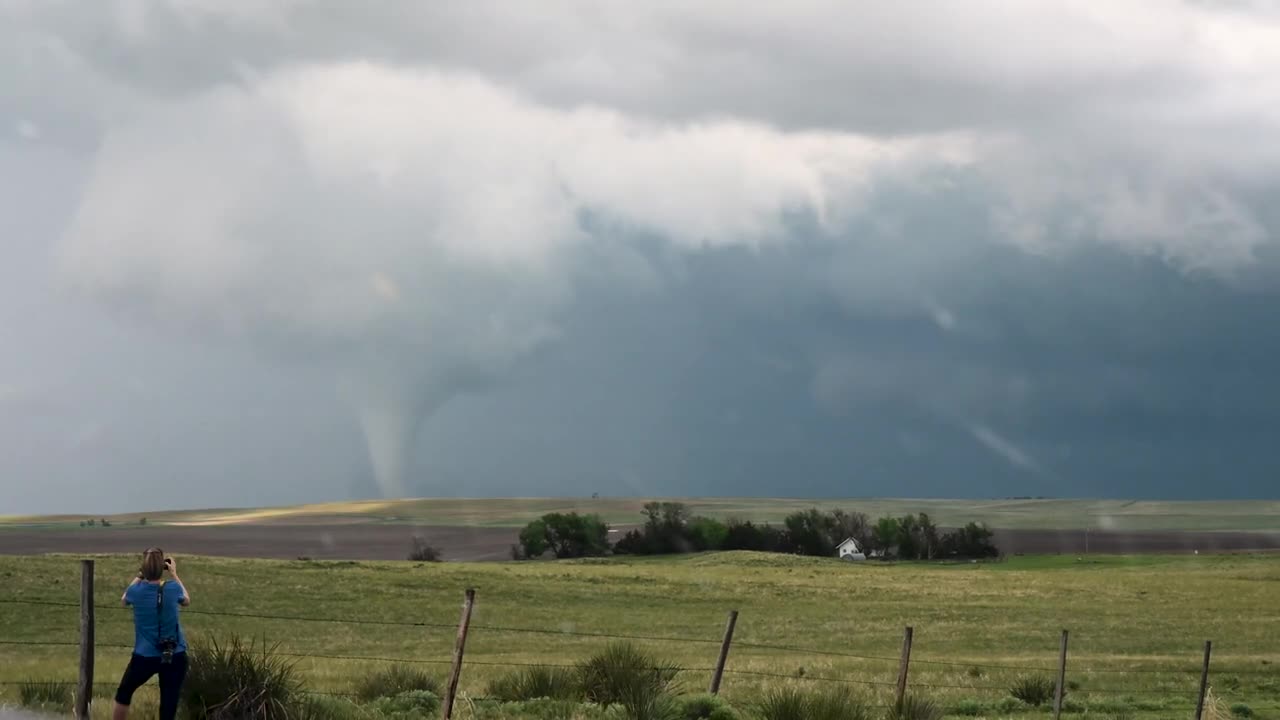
xmin=512 ymin=502 xmax=999 ymax=561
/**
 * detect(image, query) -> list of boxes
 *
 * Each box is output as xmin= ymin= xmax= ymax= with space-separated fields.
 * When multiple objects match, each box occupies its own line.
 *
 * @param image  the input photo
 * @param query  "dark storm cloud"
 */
xmin=2 ymin=1 xmax=1279 ymax=512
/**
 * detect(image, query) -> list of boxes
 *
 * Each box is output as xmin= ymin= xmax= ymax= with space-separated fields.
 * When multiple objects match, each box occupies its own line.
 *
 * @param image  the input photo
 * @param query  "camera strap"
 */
xmin=155 ymin=580 xmax=166 ymax=649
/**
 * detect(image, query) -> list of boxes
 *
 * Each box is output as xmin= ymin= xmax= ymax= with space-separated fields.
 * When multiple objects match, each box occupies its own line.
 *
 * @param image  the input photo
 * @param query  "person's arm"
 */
xmin=121 ymin=575 xmax=142 ymax=607
xmin=167 ymin=558 xmax=191 ymax=606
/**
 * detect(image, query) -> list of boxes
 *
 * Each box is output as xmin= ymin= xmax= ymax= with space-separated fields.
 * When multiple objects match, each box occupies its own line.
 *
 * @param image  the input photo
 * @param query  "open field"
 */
xmin=1 ymin=552 xmax=1278 ymax=719
xmin=1 ymin=523 xmax=1278 ymax=561
xmin=4 ymin=497 xmax=1279 ymax=531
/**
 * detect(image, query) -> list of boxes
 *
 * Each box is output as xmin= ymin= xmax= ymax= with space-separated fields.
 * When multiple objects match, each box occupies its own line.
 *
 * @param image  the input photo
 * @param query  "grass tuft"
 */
xmin=885 ymin=695 xmax=942 ymax=720
xmin=353 ymin=665 xmax=440 ymax=702
xmin=487 ymin=666 xmax=580 ymax=702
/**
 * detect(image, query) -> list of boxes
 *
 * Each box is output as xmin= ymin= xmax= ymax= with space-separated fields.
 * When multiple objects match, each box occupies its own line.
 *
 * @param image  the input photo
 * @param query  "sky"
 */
xmin=2 ymin=1 xmax=1280 ymax=514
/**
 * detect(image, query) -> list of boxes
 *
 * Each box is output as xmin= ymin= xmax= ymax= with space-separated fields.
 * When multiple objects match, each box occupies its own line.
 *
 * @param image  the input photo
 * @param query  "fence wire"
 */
xmin=1 ymin=591 xmax=1263 ymax=710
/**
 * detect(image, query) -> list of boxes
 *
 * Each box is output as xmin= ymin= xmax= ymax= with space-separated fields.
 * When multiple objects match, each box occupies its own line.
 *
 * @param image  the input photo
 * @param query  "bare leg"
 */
xmin=112 ymin=701 xmax=129 ymax=720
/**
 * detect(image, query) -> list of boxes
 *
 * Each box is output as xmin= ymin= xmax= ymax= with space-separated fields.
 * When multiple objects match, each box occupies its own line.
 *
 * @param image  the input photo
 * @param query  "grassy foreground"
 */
xmin=1 ymin=552 xmax=1278 ymax=718
xmin=4 ymin=497 xmax=1279 ymax=531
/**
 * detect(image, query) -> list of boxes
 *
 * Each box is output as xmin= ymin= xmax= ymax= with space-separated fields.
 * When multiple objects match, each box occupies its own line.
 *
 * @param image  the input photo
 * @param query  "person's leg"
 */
xmin=157 ymin=652 xmax=188 ymax=720
xmin=113 ymin=655 xmax=157 ymax=720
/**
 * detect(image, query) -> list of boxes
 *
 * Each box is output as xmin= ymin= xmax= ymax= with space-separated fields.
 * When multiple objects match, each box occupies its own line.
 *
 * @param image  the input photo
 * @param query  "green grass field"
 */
xmin=1 ymin=552 xmax=1278 ymax=718
xmin=4 ymin=497 xmax=1279 ymax=531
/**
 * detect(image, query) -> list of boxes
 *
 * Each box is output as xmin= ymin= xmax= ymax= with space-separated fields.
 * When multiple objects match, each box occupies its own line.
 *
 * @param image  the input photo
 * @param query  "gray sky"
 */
xmin=3 ymin=1 xmax=1279 ymax=514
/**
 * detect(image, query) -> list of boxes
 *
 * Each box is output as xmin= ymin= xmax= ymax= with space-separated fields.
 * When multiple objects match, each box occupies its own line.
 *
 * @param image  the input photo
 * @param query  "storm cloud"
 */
xmin=2 ymin=1 xmax=1279 ymax=512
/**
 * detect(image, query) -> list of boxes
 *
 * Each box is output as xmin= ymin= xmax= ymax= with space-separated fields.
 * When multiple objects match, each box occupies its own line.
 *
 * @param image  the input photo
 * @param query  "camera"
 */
xmin=159 ymin=638 xmax=177 ymax=664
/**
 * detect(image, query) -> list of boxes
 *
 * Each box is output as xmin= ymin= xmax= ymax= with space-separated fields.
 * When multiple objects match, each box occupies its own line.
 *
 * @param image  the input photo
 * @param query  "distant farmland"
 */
xmin=4 ymin=497 xmax=1278 ymax=531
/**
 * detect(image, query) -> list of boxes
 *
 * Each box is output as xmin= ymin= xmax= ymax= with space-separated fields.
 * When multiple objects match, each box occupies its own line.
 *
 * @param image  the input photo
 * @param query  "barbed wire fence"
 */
xmin=0 ymin=560 xmax=1267 ymax=720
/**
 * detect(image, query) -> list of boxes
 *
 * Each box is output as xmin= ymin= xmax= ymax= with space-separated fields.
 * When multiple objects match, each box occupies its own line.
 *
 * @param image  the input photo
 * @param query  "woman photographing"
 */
xmin=113 ymin=547 xmax=190 ymax=720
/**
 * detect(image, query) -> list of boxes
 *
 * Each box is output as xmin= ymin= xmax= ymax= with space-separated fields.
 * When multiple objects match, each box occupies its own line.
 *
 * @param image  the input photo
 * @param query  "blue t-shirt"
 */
xmin=124 ymin=581 xmax=188 ymax=657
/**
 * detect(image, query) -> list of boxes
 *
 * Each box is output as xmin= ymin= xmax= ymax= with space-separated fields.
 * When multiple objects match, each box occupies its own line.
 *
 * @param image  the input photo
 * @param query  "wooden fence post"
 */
xmin=1195 ymin=640 xmax=1213 ymax=720
xmin=708 ymin=610 xmax=739 ymax=695
xmin=1053 ymin=629 xmax=1069 ymax=720
xmin=895 ymin=626 xmax=914 ymax=709
xmin=442 ymin=588 xmax=476 ymax=720
xmin=76 ymin=559 xmax=94 ymax=720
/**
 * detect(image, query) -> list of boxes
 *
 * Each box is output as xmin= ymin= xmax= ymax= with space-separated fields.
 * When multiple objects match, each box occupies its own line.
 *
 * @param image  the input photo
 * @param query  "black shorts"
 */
xmin=115 ymin=651 xmax=188 ymax=717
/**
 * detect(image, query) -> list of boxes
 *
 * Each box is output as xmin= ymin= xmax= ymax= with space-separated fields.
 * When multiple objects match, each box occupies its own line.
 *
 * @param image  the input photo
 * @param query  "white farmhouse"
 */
xmin=837 ymin=537 xmax=866 ymax=561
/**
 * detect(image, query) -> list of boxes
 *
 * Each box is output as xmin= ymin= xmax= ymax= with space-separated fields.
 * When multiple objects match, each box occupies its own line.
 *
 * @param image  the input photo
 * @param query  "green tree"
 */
xmin=518 ymin=518 xmax=548 ymax=559
xmin=784 ymin=508 xmax=836 ymax=556
xmin=872 ymin=516 xmax=901 ymax=554
xmin=541 ymin=512 xmax=610 ymax=558
xmin=828 ymin=509 xmax=871 ymax=553
xmin=687 ymin=516 xmax=728 ymax=551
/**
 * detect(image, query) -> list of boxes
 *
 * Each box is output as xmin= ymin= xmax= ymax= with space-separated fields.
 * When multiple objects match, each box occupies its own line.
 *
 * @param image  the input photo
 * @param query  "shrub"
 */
xmin=965 ymin=666 xmax=983 ymax=678
xmin=1010 ymin=676 xmax=1056 ymax=706
xmin=721 ymin=519 xmax=788 ymax=552
xmin=622 ymin=691 xmax=683 ymax=720
xmin=139 ymin=517 xmax=148 ymax=526
xmin=755 ymin=686 xmax=870 ymax=720
xmin=471 ymin=698 xmax=596 ymax=720
xmin=1067 ymin=679 xmax=1081 ymax=691
xmin=885 ymin=696 xmax=942 ymax=720
xmin=488 ymin=666 xmax=580 ymax=702
xmin=407 ymin=536 xmax=442 ymax=562
xmin=19 ymin=680 xmax=72 ymax=710
xmin=295 ymin=694 xmax=367 ymax=720
xmin=354 ymin=665 xmax=440 ymax=702
xmin=678 ymin=693 xmax=740 ymax=720
xmin=949 ymin=699 xmax=984 ymax=717
xmin=101 ymin=518 xmax=111 ymax=527
xmin=577 ymin=642 xmax=679 ymax=708
xmin=1231 ymin=704 xmax=1254 ymax=718
xmin=993 ymin=697 xmax=1023 ymax=714
xmin=939 ymin=522 xmax=1000 ymax=559
xmin=368 ymin=690 xmax=441 ymax=718
xmin=805 ymin=686 xmax=872 ymax=720
xmin=182 ymin=634 xmax=302 ymax=719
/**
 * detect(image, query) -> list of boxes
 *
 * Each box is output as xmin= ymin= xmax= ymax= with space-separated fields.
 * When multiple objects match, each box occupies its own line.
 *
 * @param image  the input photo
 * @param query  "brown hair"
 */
xmin=140 ymin=547 xmax=166 ymax=581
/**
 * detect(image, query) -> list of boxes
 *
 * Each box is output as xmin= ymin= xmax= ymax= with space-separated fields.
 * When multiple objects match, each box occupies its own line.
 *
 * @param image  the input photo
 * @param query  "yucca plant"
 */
xmin=487 ymin=666 xmax=580 ymax=702
xmin=756 ymin=686 xmax=869 ymax=720
xmin=353 ymin=664 xmax=440 ymax=702
xmin=182 ymin=634 xmax=303 ymax=719
xmin=577 ymin=642 xmax=680 ymax=707
xmin=755 ymin=687 xmax=809 ymax=720
xmin=19 ymin=680 xmax=72 ymax=710
xmin=1009 ymin=675 xmax=1056 ymax=706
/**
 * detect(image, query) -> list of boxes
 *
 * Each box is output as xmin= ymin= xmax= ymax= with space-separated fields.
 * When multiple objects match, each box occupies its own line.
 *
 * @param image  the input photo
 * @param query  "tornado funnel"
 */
xmin=341 ymin=370 xmax=442 ymax=499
